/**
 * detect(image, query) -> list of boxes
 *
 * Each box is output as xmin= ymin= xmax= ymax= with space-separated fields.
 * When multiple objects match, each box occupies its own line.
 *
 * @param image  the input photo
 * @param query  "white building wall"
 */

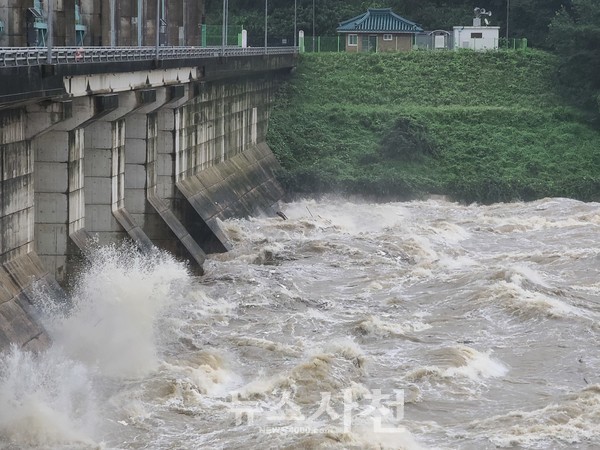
xmin=453 ymin=26 xmax=500 ymax=51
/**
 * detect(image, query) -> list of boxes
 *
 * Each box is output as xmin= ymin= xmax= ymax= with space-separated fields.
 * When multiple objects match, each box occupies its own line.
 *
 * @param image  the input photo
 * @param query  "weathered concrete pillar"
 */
xmin=1 ymin=108 xmax=34 ymax=263
xmin=156 ymin=99 xmax=180 ymax=204
xmin=125 ymin=85 xmax=205 ymax=272
xmin=32 ymin=95 xmax=110 ymax=272
xmin=0 ymin=108 xmax=60 ymax=352
xmin=27 ymin=96 xmax=108 ymax=284
xmin=123 ymin=86 xmax=205 ymax=271
xmin=124 ymin=113 xmax=152 ymax=226
xmin=82 ymin=91 xmax=154 ymax=250
xmin=67 ymin=128 xmax=86 ymax=249
xmin=184 ymin=81 xmax=238 ymax=173
xmin=171 ymin=76 xmax=284 ymax=254
xmin=84 ymin=120 xmax=125 ymax=245
xmin=141 ymin=86 xmax=214 ymax=259
xmin=33 ymin=129 xmax=83 ymax=282
xmin=154 ymin=85 xmax=230 ymax=254
xmin=27 ymin=100 xmax=79 ymax=282
xmin=177 ymin=77 xmax=273 ymax=183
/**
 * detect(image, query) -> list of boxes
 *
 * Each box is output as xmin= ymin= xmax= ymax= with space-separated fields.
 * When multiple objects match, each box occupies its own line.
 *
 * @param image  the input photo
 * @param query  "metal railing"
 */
xmin=0 ymin=46 xmax=297 ymax=67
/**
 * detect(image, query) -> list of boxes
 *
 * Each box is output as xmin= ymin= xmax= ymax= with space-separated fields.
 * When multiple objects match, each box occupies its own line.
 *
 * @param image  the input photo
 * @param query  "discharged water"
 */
xmin=1 ymin=197 xmax=600 ymax=449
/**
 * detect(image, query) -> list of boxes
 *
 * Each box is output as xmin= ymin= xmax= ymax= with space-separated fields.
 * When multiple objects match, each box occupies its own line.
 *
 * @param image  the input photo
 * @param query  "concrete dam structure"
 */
xmin=0 ymin=47 xmax=296 ymax=352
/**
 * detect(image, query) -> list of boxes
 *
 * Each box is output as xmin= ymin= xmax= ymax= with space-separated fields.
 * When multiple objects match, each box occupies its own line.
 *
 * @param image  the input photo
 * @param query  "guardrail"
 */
xmin=0 ymin=46 xmax=297 ymax=67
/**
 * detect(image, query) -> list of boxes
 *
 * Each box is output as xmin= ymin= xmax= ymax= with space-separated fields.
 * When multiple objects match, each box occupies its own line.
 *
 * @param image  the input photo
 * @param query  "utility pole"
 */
xmin=155 ymin=0 xmax=160 ymax=59
xmin=312 ymin=0 xmax=315 ymax=52
xmin=137 ymin=0 xmax=143 ymax=46
xmin=506 ymin=0 xmax=510 ymax=41
xmin=222 ymin=0 xmax=228 ymax=53
xmin=294 ymin=0 xmax=297 ymax=47
xmin=264 ymin=0 xmax=268 ymax=50
xmin=110 ymin=0 xmax=116 ymax=46
xmin=182 ymin=0 xmax=187 ymax=45
xmin=46 ymin=0 xmax=54 ymax=63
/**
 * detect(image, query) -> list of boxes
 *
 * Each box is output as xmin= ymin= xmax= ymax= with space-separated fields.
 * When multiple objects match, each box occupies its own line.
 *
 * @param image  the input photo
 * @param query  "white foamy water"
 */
xmin=1 ymin=197 xmax=600 ymax=449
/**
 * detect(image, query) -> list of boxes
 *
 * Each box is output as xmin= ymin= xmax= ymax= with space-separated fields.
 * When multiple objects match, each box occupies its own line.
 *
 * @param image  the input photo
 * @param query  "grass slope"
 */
xmin=268 ymin=51 xmax=600 ymax=203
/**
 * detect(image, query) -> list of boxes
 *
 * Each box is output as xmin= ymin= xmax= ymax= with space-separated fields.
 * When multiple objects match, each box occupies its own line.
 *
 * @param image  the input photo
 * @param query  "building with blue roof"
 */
xmin=337 ymin=8 xmax=423 ymax=53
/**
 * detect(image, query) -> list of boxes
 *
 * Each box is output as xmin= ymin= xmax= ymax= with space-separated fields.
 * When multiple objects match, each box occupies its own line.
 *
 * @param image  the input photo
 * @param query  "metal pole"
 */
xmin=110 ymin=0 xmax=116 ymax=46
xmin=46 ymin=0 xmax=54 ymax=64
xmin=222 ymin=0 xmax=226 ymax=53
xmin=162 ymin=0 xmax=166 ymax=44
xmin=294 ymin=0 xmax=297 ymax=47
xmin=264 ymin=0 xmax=268 ymax=51
xmin=155 ymin=0 xmax=160 ymax=59
xmin=182 ymin=0 xmax=186 ymax=45
xmin=137 ymin=0 xmax=143 ymax=45
xmin=506 ymin=0 xmax=510 ymax=43
xmin=312 ymin=0 xmax=315 ymax=52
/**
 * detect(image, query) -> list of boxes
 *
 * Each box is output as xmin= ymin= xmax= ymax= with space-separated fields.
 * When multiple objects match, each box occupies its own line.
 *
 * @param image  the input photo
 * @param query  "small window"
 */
xmin=383 ymin=34 xmax=393 ymax=41
xmin=348 ymin=34 xmax=358 ymax=46
xmin=471 ymin=32 xmax=483 ymax=38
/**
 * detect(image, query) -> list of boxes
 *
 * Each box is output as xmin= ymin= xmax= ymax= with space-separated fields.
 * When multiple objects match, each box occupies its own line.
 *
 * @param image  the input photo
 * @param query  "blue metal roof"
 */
xmin=337 ymin=8 xmax=423 ymax=33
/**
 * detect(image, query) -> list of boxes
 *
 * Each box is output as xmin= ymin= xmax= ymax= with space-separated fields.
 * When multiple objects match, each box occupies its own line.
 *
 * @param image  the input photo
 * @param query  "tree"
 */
xmin=548 ymin=0 xmax=600 ymax=114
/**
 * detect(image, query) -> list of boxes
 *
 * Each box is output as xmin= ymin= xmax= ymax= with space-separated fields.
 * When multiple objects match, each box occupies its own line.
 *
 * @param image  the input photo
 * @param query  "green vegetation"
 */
xmin=268 ymin=51 xmax=600 ymax=203
xmin=548 ymin=0 xmax=600 ymax=113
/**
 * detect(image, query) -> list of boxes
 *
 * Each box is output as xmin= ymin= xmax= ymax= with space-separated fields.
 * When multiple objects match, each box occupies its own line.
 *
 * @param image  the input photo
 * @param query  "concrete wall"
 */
xmin=380 ymin=34 xmax=413 ymax=52
xmin=453 ymin=26 xmax=500 ymax=51
xmin=343 ymin=33 xmax=414 ymax=52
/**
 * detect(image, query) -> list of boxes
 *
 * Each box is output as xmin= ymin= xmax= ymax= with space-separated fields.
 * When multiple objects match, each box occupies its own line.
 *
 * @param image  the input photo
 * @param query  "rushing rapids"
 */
xmin=1 ymin=197 xmax=599 ymax=449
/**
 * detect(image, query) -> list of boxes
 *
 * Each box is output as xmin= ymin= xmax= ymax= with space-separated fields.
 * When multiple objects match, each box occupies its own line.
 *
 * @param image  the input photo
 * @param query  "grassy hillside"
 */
xmin=267 ymin=51 xmax=600 ymax=203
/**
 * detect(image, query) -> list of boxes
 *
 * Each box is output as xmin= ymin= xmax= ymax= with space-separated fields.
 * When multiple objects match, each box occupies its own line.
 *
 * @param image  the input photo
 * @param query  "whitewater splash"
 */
xmin=0 ymin=243 xmax=190 ymax=448
xmin=0 ymin=346 xmax=97 ymax=449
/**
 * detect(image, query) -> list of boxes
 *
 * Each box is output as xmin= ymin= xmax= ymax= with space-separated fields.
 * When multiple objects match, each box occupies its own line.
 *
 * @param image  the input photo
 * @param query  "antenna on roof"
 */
xmin=474 ymin=7 xmax=492 ymax=18
xmin=473 ymin=7 xmax=492 ymax=26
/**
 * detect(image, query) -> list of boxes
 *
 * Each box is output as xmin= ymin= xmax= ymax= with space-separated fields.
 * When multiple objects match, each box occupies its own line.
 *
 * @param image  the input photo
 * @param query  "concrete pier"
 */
xmin=0 ymin=51 xmax=296 ymax=351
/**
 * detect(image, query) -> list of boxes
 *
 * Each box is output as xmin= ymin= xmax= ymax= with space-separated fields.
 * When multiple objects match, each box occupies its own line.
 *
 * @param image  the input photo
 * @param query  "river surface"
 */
xmin=1 ymin=197 xmax=600 ymax=449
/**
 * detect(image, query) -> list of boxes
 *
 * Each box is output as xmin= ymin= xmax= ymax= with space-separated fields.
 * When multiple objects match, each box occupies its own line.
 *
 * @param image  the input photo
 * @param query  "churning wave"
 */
xmin=0 ymin=243 xmax=190 ymax=448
